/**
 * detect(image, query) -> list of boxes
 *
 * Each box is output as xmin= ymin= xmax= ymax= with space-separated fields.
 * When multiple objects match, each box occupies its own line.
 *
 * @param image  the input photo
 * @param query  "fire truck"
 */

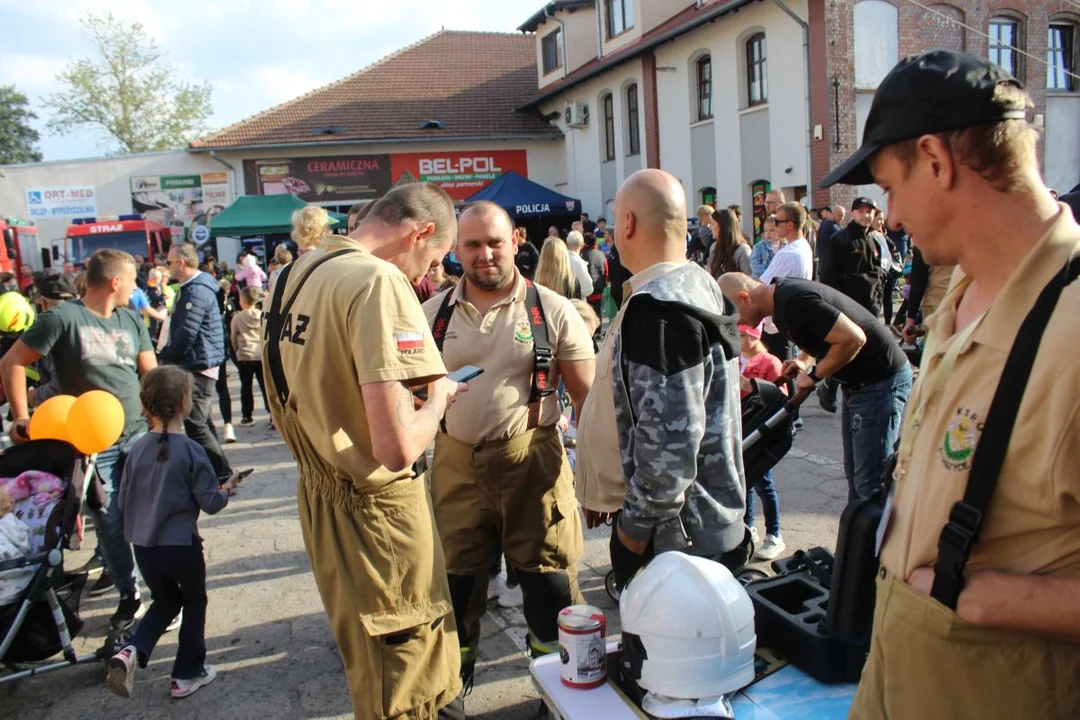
xmin=64 ymin=214 xmax=174 ymax=266
xmin=0 ymin=217 xmax=47 ymax=290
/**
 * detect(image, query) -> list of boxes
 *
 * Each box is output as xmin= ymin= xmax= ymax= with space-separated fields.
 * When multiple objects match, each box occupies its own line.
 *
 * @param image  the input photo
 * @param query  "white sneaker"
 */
xmin=748 ymin=526 xmax=760 ymax=546
xmin=498 ymin=582 xmax=523 ymax=608
xmin=223 ymin=424 xmax=237 ymax=444
xmin=487 ymin=574 xmax=506 ymax=601
xmin=170 ymin=665 xmax=217 ymax=699
xmin=107 ymin=645 xmax=138 ymax=698
xmin=166 ymin=610 xmax=183 ymax=633
xmin=756 ymin=534 xmax=786 ymax=561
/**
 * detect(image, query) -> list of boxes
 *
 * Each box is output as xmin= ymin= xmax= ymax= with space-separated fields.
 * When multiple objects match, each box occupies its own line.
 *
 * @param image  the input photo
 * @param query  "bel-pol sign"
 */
xmin=26 ymin=186 xmax=98 ymax=219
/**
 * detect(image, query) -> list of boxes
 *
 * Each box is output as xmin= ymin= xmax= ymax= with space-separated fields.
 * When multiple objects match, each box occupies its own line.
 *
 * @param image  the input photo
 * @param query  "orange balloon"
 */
xmin=29 ymin=395 xmax=77 ymax=443
xmin=67 ymin=390 xmax=125 ymax=455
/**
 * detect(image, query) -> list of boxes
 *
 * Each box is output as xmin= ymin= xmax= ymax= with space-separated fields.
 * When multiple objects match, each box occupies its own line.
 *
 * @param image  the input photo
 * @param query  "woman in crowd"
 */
xmin=290 ymin=205 xmax=330 ymax=256
xmin=266 ymin=244 xmax=294 ymax=299
xmin=534 ymin=237 xmax=582 ymax=300
xmin=708 ymin=207 xmax=752 ymax=279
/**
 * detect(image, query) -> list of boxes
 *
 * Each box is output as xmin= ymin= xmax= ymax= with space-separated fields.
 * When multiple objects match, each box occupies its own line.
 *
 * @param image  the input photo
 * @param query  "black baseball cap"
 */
xmin=35 ymin=271 xmax=77 ymax=300
xmin=852 ymin=196 xmax=878 ymax=212
xmin=820 ymin=51 xmax=1027 ymax=188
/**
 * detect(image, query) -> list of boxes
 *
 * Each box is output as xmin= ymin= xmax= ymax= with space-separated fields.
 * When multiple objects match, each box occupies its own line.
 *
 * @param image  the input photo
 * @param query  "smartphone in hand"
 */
xmin=448 ymin=365 xmax=484 ymax=383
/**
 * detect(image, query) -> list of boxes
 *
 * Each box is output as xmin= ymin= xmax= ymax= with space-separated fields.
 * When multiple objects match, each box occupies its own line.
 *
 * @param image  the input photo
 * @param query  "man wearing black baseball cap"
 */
xmin=823 ymin=51 xmax=1080 ymax=718
xmin=817 ymin=195 xmax=886 ymax=317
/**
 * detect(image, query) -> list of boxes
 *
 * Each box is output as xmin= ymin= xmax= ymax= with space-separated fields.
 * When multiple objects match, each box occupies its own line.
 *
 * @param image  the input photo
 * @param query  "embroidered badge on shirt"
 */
xmin=395 ymin=331 xmax=425 ymax=353
xmin=514 ymin=319 xmax=533 ymax=344
xmin=940 ymin=407 xmax=983 ymax=472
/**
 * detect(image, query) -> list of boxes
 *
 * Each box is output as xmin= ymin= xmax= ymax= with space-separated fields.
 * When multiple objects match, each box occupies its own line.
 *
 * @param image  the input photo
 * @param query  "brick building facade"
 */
xmin=810 ymin=0 xmax=1080 ymax=209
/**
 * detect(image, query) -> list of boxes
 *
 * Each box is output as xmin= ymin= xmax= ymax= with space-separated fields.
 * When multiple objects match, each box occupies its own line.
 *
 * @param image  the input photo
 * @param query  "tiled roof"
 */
xmin=518 ymin=1 xmax=595 ymax=33
xmin=191 ymin=31 xmax=560 ymax=150
xmin=520 ymin=0 xmax=755 ymax=109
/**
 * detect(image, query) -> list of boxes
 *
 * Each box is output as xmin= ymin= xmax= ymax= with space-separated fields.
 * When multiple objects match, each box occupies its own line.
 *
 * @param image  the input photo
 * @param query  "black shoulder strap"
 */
xmin=524 ymin=279 xmax=553 ymax=402
xmin=932 ymin=255 xmax=1080 ymax=610
xmin=264 ymin=249 xmax=356 ymax=406
xmin=431 ymin=291 xmax=455 ymax=353
xmin=428 ymin=278 xmax=553 ymax=403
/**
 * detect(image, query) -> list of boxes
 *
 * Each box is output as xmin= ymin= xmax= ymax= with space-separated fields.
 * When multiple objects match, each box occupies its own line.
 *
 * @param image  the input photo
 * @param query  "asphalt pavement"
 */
xmin=2 ymin=380 xmax=848 ymax=719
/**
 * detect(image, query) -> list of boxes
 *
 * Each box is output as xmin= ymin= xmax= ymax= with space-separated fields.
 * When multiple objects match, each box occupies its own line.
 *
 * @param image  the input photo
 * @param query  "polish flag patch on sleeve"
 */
xmin=395 ymin=331 xmax=425 ymax=352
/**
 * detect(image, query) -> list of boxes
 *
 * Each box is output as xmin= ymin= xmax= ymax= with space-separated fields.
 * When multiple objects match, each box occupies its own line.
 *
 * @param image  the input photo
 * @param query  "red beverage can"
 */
xmin=557 ymin=604 xmax=607 ymax=689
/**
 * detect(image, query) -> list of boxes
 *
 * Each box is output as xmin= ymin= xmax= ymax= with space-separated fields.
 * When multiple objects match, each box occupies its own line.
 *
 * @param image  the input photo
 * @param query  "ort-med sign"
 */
xmin=26 ymin=186 xmax=98 ymax=219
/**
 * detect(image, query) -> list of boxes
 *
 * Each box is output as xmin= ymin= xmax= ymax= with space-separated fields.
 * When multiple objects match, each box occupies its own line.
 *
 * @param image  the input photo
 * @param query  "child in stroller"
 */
xmin=0 ymin=440 xmax=104 ymax=686
xmin=107 ymin=366 xmax=242 ymax=700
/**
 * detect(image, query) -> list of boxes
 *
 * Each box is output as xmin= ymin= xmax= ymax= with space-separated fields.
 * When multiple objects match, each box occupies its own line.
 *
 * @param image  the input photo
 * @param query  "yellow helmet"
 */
xmin=0 ymin=291 xmax=35 ymax=334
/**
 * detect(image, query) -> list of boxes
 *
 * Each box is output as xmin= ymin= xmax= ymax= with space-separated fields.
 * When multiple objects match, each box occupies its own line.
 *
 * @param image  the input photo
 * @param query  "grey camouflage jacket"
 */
xmin=612 ymin=262 xmax=747 ymax=556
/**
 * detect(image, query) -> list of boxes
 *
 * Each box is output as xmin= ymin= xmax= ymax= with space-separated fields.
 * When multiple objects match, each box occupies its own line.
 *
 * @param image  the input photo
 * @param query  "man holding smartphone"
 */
xmin=264 ymin=183 xmax=467 ymax=720
xmin=423 ymin=200 xmax=595 ymax=696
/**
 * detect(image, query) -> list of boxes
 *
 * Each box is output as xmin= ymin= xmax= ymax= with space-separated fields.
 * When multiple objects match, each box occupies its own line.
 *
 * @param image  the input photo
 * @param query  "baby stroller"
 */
xmin=604 ymin=381 xmax=811 ymax=600
xmin=0 ymin=440 xmax=114 ymax=686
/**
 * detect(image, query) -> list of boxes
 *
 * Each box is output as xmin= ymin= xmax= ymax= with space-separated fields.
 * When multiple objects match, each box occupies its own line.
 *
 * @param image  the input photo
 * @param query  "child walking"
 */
xmin=108 ymin=365 xmax=241 ymax=700
xmin=738 ymin=323 xmax=786 ymax=561
xmin=230 ymin=287 xmax=271 ymax=428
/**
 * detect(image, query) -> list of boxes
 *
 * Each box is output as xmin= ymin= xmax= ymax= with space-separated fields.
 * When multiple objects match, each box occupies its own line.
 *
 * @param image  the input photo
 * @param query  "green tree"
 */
xmin=42 ymin=12 xmax=213 ymax=154
xmin=0 ymin=85 xmax=43 ymax=164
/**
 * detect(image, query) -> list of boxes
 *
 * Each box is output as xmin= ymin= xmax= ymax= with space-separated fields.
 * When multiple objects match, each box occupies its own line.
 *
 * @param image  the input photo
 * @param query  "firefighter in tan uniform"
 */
xmin=263 ymin=183 xmax=468 ymax=720
xmin=821 ymin=51 xmax=1080 ymax=718
xmin=422 ymin=201 xmax=595 ymax=690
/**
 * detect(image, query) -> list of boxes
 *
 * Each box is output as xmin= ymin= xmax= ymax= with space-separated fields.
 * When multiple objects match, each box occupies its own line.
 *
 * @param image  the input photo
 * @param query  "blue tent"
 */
xmin=465 ymin=170 xmax=581 ymax=218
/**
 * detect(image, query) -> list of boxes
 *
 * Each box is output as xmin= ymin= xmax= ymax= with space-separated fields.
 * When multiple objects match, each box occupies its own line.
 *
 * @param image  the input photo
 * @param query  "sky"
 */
xmin=0 ymin=0 xmax=547 ymax=162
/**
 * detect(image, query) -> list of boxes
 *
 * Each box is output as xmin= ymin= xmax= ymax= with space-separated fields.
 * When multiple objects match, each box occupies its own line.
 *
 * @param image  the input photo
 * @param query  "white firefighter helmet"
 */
xmin=619 ymin=551 xmax=756 ymax=702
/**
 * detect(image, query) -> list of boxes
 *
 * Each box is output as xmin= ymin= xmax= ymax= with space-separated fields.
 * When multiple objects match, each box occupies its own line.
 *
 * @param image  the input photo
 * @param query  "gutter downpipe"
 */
xmin=595 ymin=0 xmax=604 ymax=61
xmin=545 ymin=6 xmax=569 ymax=79
xmin=208 ymin=150 xmax=240 ymax=198
xmin=773 ymin=0 xmax=813 ymax=203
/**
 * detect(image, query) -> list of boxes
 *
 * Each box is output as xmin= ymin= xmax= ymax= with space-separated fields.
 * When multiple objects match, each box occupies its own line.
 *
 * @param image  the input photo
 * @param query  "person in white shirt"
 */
xmin=759 ymin=202 xmax=813 ymax=286
xmin=565 ymin=231 xmax=594 ymax=298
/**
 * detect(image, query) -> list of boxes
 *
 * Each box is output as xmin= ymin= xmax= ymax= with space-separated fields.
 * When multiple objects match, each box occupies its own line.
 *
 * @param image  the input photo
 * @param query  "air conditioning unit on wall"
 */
xmin=564 ymin=102 xmax=589 ymax=128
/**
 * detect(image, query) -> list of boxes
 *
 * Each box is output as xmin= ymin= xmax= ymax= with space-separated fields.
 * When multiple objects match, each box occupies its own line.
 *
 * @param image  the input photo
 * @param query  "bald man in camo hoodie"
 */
xmin=575 ymin=170 xmax=750 ymax=593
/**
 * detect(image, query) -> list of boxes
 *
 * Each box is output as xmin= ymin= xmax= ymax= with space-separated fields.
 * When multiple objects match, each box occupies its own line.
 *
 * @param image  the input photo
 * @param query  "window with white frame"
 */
xmin=1048 ymin=23 xmax=1076 ymax=91
xmin=542 ymin=29 xmax=562 ymax=75
xmin=989 ymin=16 xmax=1021 ymax=80
xmin=605 ymin=0 xmax=633 ymax=39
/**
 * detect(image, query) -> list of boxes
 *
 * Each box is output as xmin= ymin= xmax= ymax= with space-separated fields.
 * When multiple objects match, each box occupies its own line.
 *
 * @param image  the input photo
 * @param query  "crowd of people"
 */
xmin=3 ymin=48 xmax=1079 ymax=719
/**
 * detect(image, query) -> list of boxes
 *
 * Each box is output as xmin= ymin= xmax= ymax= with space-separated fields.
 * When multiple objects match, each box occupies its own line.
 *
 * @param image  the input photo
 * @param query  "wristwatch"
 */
xmin=807 ymin=366 xmax=822 ymax=383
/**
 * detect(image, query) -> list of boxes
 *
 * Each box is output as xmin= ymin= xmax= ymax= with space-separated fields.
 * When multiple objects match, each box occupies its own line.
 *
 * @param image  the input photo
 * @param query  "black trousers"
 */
xmin=187 ymin=373 xmax=232 ymax=481
xmin=236 ymin=360 xmax=269 ymax=420
xmin=131 ymin=541 xmax=208 ymax=680
xmin=609 ymin=512 xmax=753 ymax=592
xmin=215 ymin=361 xmax=232 ymax=425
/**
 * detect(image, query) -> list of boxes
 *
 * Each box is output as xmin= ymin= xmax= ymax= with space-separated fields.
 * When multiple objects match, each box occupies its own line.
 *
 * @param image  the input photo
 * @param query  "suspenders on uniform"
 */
xmin=430 ymin=278 xmax=554 ymax=431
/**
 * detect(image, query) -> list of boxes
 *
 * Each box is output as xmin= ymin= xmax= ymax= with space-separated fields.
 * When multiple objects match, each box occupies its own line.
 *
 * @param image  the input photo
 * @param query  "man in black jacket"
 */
xmin=819 ymin=197 xmax=886 ymax=317
xmin=161 ymin=242 xmax=235 ymax=483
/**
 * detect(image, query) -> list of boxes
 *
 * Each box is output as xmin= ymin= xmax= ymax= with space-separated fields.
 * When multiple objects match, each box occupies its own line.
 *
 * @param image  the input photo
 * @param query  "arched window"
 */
xmin=989 ymin=13 xmax=1023 ymax=80
xmin=1048 ymin=21 xmax=1077 ymax=91
xmin=746 ymin=33 xmax=767 ymax=106
xmin=625 ymin=83 xmax=641 ymax=156
xmin=697 ymin=55 xmax=713 ymax=120
xmin=602 ymin=93 xmax=615 ymax=161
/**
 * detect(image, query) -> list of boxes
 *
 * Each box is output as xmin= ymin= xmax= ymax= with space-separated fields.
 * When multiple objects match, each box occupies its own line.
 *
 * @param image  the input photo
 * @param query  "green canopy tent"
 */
xmin=208 ymin=194 xmax=346 ymax=238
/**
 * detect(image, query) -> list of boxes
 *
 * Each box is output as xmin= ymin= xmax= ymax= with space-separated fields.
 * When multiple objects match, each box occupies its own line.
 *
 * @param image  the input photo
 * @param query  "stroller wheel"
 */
xmin=734 ymin=567 xmax=769 ymax=586
xmin=605 ymin=570 xmax=621 ymax=602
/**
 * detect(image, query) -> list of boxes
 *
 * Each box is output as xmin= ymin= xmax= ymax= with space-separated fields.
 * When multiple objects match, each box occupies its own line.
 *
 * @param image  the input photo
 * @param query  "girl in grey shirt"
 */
xmin=109 ymin=365 xmax=242 ymax=701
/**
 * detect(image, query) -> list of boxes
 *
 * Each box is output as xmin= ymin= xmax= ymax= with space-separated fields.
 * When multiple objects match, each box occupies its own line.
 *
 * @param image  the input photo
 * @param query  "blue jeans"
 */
xmin=91 ymin=434 xmax=143 ymax=595
xmin=841 ymin=365 xmax=913 ymax=503
xmin=744 ymin=470 xmax=780 ymax=536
